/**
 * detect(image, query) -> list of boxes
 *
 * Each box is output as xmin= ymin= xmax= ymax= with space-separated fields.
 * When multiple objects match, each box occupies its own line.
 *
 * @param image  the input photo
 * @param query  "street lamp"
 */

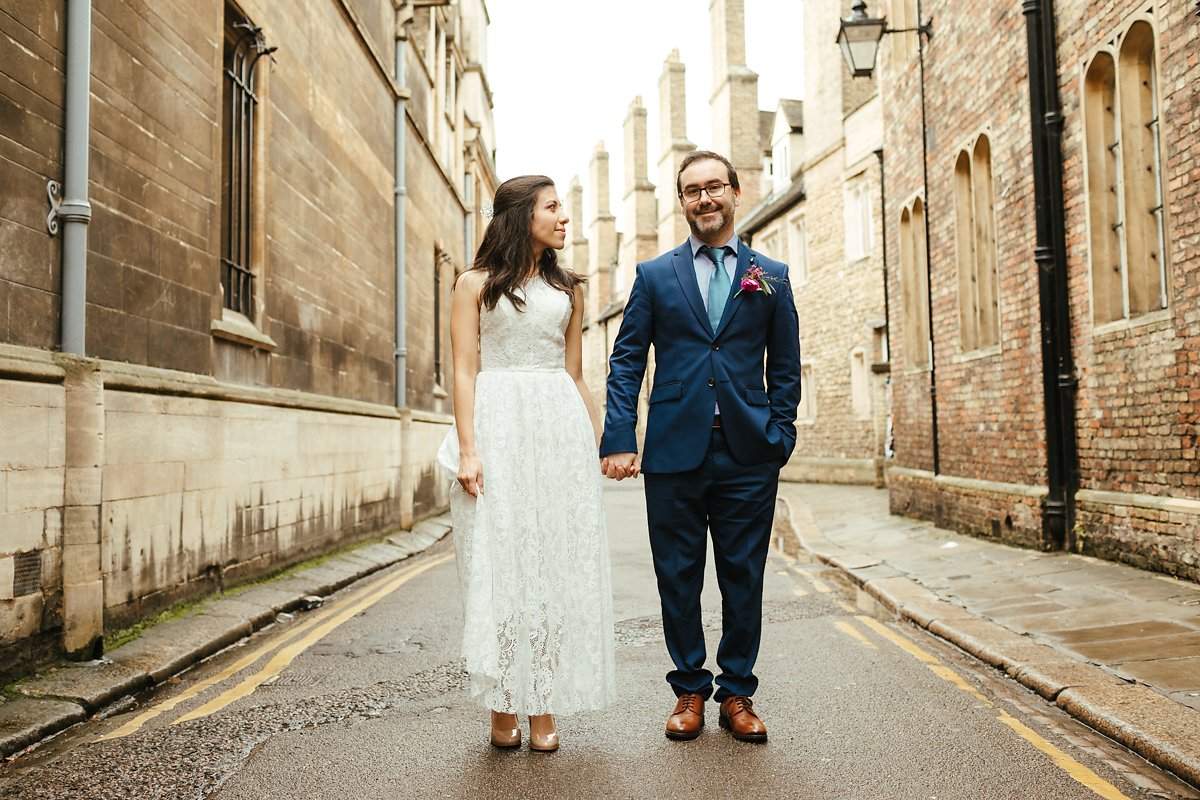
xmin=836 ymin=0 xmax=941 ymax=475
xmin=836 ymin=1 xmax=887 ymax=77
xmin=836 ymin=0 xmax=933 ymax=79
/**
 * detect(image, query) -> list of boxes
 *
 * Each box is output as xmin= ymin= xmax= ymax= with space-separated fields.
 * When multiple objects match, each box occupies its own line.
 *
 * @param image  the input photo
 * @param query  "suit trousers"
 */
xmin=643 ymin=426 xmax=780 ymax=701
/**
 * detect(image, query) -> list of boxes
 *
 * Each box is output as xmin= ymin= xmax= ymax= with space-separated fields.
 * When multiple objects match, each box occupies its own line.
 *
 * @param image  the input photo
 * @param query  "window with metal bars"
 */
xmin=220 ymin=6 xmax=275 ymax=319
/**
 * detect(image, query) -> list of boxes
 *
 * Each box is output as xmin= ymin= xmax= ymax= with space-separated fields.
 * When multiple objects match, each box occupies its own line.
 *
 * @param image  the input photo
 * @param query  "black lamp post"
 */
xmin=836 ymin=0 xmax=940 ymax=475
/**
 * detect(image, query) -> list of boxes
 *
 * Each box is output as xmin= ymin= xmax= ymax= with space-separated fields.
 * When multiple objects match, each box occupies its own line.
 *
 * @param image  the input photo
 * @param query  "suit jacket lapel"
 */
xmin=671 ymin=244 xmax=715 ymax=337
xmin=714 ymin=243 xmax=750 ymax=338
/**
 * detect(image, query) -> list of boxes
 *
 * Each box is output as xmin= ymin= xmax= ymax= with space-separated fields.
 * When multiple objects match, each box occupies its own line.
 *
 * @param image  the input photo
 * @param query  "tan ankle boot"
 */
xmin=528 ymin=714 xmax=558 ymax=752
xmin=490 ymin=710 xmax=521 ymax=749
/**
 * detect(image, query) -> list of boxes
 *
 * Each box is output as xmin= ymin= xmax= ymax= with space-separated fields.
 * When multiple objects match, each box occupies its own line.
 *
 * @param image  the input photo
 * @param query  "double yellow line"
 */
xmin=833 ymin=615 xmax=1131 ymax=800
xmin=97 ymin=552 xmax=454 ymax=742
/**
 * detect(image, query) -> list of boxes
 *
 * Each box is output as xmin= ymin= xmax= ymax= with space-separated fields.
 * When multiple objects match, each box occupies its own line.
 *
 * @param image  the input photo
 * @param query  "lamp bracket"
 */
xmin=885 ymin=17 xmax=933 ymax=38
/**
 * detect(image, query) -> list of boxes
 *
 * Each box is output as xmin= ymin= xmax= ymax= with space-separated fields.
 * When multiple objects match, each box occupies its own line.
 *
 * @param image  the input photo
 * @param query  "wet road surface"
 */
xmin=1 ymin=483 xmax=1196 ymax=799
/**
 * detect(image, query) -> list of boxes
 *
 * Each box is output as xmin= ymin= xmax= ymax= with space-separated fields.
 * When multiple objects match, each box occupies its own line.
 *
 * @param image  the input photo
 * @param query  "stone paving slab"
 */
xmin=1070 ymin=632 xmax=1200 ymax=663
xmin=1058 ymin=682 xmax=1200 ymax=787
xmin=1114 ymin=657 xmax=1200 ymax=693
xmin=0 ymin=514 xmax=451 ymax=759
xmin=776 ymin=482 xmax=1200 ymax=788
xmin=106 ymin=613 xmax=254 ymax=683
xmin=0 ymin=699 xmax=85 ymax=757
xmin=14 ymin=662 xmax=150 ymax=712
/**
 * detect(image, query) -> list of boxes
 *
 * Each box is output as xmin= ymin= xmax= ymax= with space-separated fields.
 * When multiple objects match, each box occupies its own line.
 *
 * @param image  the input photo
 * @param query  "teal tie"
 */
xmin=702 ymin=245 xmax=731 ymax=331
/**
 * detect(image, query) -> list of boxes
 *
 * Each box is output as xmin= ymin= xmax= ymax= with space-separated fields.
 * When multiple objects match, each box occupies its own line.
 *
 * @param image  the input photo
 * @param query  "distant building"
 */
xmin=0 ymin=0 xmax=496 ymax=680
xmin=576 ymin=0 xmax=889 ymax=485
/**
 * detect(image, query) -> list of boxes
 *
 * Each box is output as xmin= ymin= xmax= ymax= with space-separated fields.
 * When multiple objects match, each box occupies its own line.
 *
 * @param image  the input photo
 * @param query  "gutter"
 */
xmin=1022 ymin=0 xmax=1078 ymax=549
xmin=55 ymin=0 xmax=94 ymax=355
xmin=394 ymin=5 xmax=412 ymax=407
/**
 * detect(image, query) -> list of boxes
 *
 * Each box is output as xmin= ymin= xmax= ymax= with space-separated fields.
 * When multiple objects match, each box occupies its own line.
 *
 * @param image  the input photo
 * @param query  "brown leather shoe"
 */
xmin=719 ymin=696 xmax=767 ymax=743
xmin=665 ymin=692 xmax=705 ymax=740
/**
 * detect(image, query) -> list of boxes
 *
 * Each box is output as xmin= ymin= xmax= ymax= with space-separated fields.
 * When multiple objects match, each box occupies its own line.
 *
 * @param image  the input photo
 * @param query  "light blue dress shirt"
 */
xmin=688 ymin=233 xmax=739 ymax=416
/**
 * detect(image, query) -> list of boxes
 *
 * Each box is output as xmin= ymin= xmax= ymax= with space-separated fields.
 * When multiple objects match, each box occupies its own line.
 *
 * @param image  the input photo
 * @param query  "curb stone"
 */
xmin=774 ymin=495 xmax=1200 ymax=788
xmin=0 ymin=513 xmax=452 ymax=760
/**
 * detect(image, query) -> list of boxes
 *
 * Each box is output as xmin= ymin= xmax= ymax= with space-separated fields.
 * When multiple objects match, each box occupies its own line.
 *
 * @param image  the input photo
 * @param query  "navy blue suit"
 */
xmin=600 ymin=240 xmax=802 ymax=701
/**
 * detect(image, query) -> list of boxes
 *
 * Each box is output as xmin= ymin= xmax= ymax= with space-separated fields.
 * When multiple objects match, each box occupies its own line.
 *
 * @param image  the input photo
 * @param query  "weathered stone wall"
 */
xmin=0 ymin=0 xmax=491 ymax=677
xmin=1 ymin=2 xmax=65 ymax=350
xmin=0 ymin=354 xmax=66 ymax=679
xmin=100 ymin=380 xmax=405 ymax=629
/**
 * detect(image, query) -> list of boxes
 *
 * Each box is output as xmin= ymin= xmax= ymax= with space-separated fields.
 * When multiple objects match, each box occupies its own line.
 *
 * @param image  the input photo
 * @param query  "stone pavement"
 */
xmin=0 ymin=516 xmax=452 ymax=760
xmin=776 ymin=481 xmax=1200 ymax=788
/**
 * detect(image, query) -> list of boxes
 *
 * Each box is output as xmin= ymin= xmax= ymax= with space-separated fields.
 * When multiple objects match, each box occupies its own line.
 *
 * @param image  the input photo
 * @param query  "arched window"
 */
xmin=1084 ymin=52 xmax=1122 ymax=323
xmin=1084 ymin=20 xmax=1168 ymax=326
xmin=954 ymin=135 xmax=1000 ymax=351
xmin=899 ymin=198 xmax=930 ymax=369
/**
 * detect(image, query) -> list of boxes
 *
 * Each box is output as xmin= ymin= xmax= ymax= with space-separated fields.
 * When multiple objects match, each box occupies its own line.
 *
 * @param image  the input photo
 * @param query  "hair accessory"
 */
xmin=480 ymin=201 xmax=494 ymax=219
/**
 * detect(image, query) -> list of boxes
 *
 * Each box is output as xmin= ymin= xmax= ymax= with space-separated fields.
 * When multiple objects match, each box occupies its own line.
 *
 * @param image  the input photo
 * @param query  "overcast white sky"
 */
xmin=486 ymin=0 xmax=805 ymax=228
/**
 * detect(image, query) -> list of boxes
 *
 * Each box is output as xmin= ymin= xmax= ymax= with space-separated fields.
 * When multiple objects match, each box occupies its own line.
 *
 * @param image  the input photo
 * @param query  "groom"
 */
xmin=600 ymin=150 xmax=802 ymax=743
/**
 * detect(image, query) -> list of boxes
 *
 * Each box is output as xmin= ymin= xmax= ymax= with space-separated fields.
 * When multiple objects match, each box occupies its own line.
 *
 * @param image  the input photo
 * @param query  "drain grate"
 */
xmin=13 ymin=550 xmax=42 ymax=596
xmin=262 ymin=673 xmax=319 ymax=687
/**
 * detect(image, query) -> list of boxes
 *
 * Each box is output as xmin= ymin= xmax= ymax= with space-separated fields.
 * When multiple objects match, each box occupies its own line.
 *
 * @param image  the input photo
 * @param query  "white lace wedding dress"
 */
xmin=438 ymin=277 xmax=617 ymax=716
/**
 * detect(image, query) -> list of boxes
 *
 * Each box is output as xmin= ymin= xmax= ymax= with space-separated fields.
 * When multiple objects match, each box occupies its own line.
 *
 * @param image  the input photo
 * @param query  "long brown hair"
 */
xmin=472 ymin=175 xmax=584 ymax=312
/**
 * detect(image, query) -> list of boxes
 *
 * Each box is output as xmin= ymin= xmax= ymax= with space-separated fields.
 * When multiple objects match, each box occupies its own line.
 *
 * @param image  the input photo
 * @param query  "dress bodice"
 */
xmin=479 ymin=278 xmax=572 ymax=372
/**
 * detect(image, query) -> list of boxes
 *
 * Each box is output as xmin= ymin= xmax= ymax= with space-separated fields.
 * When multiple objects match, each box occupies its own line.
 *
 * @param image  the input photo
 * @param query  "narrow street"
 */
xmin=1 ymin=484 xmax=1194 ymax=800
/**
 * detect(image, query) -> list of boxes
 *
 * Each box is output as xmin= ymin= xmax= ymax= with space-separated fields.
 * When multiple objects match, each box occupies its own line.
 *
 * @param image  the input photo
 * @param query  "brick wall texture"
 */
xmin=881 ymin=0 xmax=1200 ymax=578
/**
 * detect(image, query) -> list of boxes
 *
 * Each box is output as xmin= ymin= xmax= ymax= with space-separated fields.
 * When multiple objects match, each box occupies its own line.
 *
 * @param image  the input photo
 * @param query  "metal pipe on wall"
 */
xmin=874 ymin=148 xmax=890 ymax=361
xmin=915 ymin=0 xmax=939 ymax=475
xmin=1023 ymin=0 xmax=1078 ymax=550
xmin=394 ymin=9 xmax=410 ymax=408
xmin=60 ymin=0 xmax=94 ymax=356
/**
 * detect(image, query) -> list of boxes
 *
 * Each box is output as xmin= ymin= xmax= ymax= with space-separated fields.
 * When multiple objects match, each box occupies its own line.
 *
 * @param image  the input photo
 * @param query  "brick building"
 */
xmin=0 ymin=0 xmax=496 ymax=680
xmin=874 ymin=0 xmax=1199 ymax=578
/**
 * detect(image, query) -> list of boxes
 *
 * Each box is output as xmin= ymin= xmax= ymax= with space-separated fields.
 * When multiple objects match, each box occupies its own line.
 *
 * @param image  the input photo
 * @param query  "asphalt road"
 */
xmin=1 ymin=483 xmax=1196 ymax=800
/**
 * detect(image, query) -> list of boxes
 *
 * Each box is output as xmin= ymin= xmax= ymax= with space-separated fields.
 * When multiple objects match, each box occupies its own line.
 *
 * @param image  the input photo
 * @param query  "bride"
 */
xmin=440 ymin=175 xmax=617 ymax=752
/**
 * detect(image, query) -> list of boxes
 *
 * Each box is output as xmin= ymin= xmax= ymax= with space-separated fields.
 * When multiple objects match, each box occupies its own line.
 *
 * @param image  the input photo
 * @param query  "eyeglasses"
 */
xmin=679 ymin=182 xmax=730 ymax=203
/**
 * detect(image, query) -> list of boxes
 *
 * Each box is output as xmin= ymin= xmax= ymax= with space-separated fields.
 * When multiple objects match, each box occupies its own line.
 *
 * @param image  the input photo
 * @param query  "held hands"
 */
xmin=457 ymin=453 xmax=484 ymax=498
xmin=600 ymin=452 xmax=640 ymax=481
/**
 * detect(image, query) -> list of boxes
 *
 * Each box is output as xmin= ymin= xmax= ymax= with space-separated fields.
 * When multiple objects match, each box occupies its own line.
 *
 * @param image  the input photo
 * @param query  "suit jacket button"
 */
xmin=707 ymin=379 xmax=715 ymax=387
xmin=712 ymin=344 xmax=720 ymax=351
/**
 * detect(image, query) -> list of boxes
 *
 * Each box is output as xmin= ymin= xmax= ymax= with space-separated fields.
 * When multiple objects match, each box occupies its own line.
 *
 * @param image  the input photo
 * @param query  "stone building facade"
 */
xmin=0 ymin=0 xmax=496 ymax=680
xmin=877 ymin=0 xmax=1200 ymax=578
xmin=739 ymin=0 xmax=889 ymax=486
xmin=577 ymin=1 xmax=760 ymax=435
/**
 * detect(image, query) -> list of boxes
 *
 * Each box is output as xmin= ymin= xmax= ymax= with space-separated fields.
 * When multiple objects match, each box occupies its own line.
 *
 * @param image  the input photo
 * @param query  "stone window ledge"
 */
xmin=211 ymin=310 xmax=277 ymax=352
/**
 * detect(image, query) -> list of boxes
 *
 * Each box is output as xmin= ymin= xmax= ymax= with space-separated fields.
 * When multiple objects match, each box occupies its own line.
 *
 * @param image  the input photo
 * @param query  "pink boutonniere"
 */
xmin=734 ymin=258 xmax=777 ymax=297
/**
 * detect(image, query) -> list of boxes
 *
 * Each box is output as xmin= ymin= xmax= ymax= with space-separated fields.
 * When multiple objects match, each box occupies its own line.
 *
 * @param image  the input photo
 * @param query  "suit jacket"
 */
xmin=599 ymin=240 xmax=802 ymax=473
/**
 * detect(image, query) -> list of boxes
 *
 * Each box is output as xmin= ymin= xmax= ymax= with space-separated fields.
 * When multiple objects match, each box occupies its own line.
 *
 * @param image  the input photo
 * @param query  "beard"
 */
xmin=687 ymin=204 xmax=732 ymax=237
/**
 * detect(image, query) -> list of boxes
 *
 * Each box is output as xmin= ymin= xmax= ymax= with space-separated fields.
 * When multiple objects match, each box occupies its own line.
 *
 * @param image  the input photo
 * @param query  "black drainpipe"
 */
xmin=1023 ymin=0 xmax=1078 ymax=551
xmin=875 ymin=148 xmax=891 ymax=359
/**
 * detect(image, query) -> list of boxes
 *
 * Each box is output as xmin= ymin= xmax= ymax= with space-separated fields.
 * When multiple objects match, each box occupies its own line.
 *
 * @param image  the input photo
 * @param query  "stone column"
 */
xmin=588 ymin=142 xmax=618 ymax=318
xmin=59 ymin=356 xmax=104 ymax=659
xmin=565 ymin=176 xmax=589 ymax=280
xmin=620 ymin=97 xmax=658 ymax=296
xmin=657 ymin=50 xmax=695 ymax=253
xmin=709 ymin=0 xmax=763 ymax=210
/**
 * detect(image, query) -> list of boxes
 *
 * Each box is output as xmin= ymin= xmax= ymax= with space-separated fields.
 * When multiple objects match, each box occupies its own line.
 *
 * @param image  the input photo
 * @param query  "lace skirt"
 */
xmin=439 ymin=369 xmax=617 ymax=715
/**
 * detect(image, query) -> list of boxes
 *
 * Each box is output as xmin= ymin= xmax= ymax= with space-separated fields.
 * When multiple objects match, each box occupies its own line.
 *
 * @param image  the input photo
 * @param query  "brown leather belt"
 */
xmin=712 ymin=415 xmax=722 ymax=429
